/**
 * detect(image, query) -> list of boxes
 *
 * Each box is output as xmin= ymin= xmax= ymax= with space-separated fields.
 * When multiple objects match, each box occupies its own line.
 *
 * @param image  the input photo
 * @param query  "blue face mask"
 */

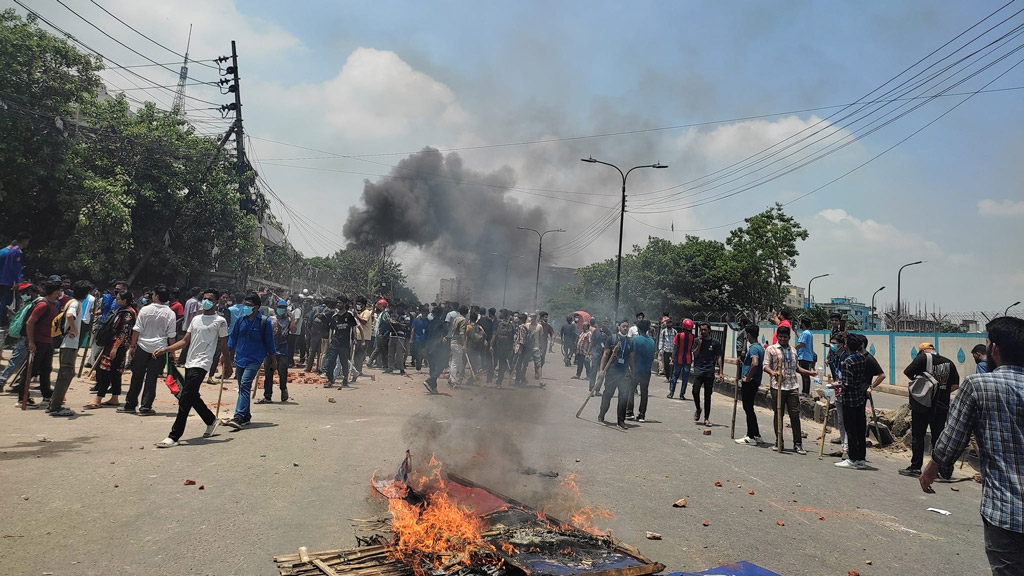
xmin=242 ymin=305 xmax=254 ymax=316
xmin=201 ymin=299 xmax=214 ymax=311
xmin=830 ymin=344 xmax=838 ymax=352
xmin=277 ymin=308 xmax=287 ymax=315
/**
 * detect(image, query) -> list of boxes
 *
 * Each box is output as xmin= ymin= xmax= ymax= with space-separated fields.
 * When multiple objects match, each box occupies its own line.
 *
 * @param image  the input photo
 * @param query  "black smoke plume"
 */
xmin=342 ymin=148 xmax=549 ymax=305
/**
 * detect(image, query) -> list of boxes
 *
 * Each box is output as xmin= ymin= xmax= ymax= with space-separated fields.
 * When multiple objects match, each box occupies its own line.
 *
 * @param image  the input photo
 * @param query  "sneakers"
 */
xmin=225 ymin=419 xmax=243 ymax=430
xmin=854 ymin=460 xmax=869 ymax=469
xmin=835 ymin=459 xmax=858 ymax=469
xmin=899 ymin=467 xmax=922 ymax=477
xmin=636 ymin=417 xmax=646 ymax=423
xmin=203 ymin=421 xmax=219 ymax=438
xmin=156 ymin=438 xmax=178 ymax=448
xmin=794 ymin=445 xmax=807 ymax=455
xmin=693 ymin=409 xmax=702 ymax=422
xmin=771 ymin=445 xmax=783 ymax=452
xmin=735 ymin=436 xmax=758 ymax=446
xmin=666 ymin=393 xmax=674 ymax=399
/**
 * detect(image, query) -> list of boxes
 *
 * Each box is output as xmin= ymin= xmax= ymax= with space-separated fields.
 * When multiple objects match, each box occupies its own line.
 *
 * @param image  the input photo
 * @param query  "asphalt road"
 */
xmin=0 ymin=355 xmax=988 ymax=576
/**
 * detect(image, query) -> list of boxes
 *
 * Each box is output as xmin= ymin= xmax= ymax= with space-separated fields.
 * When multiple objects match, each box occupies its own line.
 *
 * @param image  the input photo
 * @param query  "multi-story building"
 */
xmin=820 ymin=297 xmax=872 ymax=329
xmin=783 ymin=285 xmax=805 ymax=311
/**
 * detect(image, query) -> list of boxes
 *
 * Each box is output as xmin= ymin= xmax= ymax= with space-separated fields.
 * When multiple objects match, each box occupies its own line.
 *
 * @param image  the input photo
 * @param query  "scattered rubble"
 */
xmin=672 ymin=499 xmax=687 ymax=508
xmin=645 ymin=532 xmax=661 ymax=540
xmin=184 ymin=479 xmax=196 ymax=486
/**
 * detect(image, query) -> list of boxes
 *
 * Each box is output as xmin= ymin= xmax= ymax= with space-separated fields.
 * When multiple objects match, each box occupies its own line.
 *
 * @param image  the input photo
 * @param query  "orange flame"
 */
xmin=553 ymin=473 xmax=614 ymax=536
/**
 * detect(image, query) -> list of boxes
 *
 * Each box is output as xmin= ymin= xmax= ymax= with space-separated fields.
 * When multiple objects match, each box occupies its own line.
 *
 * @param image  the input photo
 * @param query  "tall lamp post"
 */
xmin=807 ymin=273 xmax=830 ymax=309
xmin=896 ymin=260 xmax=924 ymax=319
xmin=581 ymin=157 xmax=667 ymax=319
xmin=492 ymin=252 xmax=524 ymax=309
xmin=871 ymin=286 xmax=886 ymax=330
xmin=516 ymin=227 xmax=565 ymax=309
xmin=1006 ymin=301 xmax=1022 ymax=316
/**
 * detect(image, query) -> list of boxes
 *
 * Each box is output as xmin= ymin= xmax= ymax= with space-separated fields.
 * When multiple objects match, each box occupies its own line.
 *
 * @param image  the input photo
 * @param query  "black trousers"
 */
xmin=662 ymin=352 xmax=672 ymax=379
xmin=263 ymin=353 xmax=288 ymax=398
xmin=125 ymin=351 xmax=166 ymax=411
xmin=626 ymin=372 xmax=651 ymax=418
xmin=842 ymin=402 xmax=867 ymax=461
xmin=295 ymin=332 xmax=308 ymax=363
xmin=494 ymin=350 xmax=512 ymax=385
xmin=741 ymin=380 xmax=761 ymax=438
xmin=15 ymin=341 xmax=55 ymax=398
xmin=598 ymin=369 xmax=631 ymax=424
xmin=168 ymin=367 xmax=216 ymax=441
xmin=305 ymin=333 xmax=324 ymax=371
xmin=799 ymin=359 xmax=814 ymax=394
xmin=692 ymin=373 xmax=715 ymax=419
xmin=771 ymin=388 xmax=803 ymax=447
xmin=354 ymin=340 xmax=369 ymax=375
xmin=425 ymin=343 xmax=449 ymax=388
xmin=984 ymin=518 xmax=1024 ymax=576
xmin=575 ymin=353 xmax=590 ymax=378
xmin=287 ymin=334 xmax=298 ymax=365
xmin=910 ymin=405 xmax=951 ymax=473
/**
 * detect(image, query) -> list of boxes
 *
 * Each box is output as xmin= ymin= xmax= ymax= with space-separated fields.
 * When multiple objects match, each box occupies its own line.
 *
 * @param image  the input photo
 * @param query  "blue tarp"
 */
xmin=667 ymin=561 xmax=782 ymax=576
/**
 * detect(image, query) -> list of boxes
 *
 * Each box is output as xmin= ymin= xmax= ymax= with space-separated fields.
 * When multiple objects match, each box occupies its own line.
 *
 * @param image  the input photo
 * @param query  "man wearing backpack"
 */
xmin=304 ymin=299 xmax=329 ymax=372
xmin=122 ymin=284 xmax=177 ymax=416
xmin=0 ymin=282 xmax=38 ymax=392
xmin=466 ymin=311 xmax=488 ymax=383
xmin=900 ymin=342 xmax=960 ymax=478
xmin=47 ymin=281 xmax=93 ymax=416
xmin=10 ymin=280 xmax=61 ymax=406
xmin=491 ymin=310 xmax=515 ymax=387
xmin=226 ymin=293 xmax=277 ymax=429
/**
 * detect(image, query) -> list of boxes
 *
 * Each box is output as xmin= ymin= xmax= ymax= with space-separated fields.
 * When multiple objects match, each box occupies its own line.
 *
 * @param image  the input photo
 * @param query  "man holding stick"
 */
xmin=153 ymin=289 xmax=231 ymax=447
xmin=764 ymin=325 xmax=815 ymax=455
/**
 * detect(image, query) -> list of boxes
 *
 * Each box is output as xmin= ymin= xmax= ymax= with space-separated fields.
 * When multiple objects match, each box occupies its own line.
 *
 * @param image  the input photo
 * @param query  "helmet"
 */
xmin=302 ymin=288 xmax=309 ymax=295
xmin=682 ymin=318 xmax=694 ymax=330
xmin=378 ymin=299 xmax=388 ymax=308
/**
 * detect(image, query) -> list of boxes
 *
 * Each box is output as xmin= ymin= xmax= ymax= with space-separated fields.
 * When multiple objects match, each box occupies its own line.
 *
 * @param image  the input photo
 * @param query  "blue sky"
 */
xmin=8 ymin=0 xmax=1023 ymax=312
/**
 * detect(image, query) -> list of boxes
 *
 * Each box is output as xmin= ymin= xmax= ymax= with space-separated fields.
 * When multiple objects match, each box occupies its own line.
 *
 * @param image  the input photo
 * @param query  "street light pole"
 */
xmin=806 ymin=273 xmax=830 ymax=309
xmin=896 ymin=260 xmax=924 ymax=318
xmin=516 ymin=227 xmax=565 ymax=310
xmin=581 ymin=157 xmax=667 ymax=319
xmin=871 ymin=286 xmax=886 ymax=330
xmin=1006 ymin=301 xmax=1021 ymax=316
xmin=492 ymin=253 xmax=523 ymax=309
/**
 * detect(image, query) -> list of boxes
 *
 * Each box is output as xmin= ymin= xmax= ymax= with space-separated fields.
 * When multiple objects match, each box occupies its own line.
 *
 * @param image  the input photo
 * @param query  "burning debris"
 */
xmin=278 ymin=453 xmax=664 ymax=576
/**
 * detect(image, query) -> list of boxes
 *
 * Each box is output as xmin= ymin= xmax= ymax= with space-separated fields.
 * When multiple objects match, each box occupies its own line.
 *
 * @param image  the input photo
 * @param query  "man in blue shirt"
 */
xmin=736 ymin=324 xmax=766 ymax=446
xmin=589 ymin=319 xmax=608 ymax=394
xmin=627 ymin=320 xmax=656 ymax=422
xmin=411 ymin=307 xmax=429 ymax=371
xmin=226 ymin=293 xmax=277 ymax=429
xmin=0 ymin=232 xmax=29 ymax=327
xmin=796 ymin=318 xmax=816 ymax=394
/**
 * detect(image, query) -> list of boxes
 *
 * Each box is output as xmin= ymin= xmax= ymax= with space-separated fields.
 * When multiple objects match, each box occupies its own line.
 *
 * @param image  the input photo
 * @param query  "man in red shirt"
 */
xmin=13 ymin=280 xmax=62 ymax=406
xmin=772 ymin=310 xmax=792 ymax=345
xmin=669 ymin=319 xmax=695 ymax=399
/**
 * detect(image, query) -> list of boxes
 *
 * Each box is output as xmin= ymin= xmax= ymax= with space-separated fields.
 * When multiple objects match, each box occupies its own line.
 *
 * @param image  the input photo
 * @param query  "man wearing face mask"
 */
xmin=325 ymin=298 xmax=358 ymax=388
xmin=257 ymin=300 xmax=292 ymax=403
xmin=226 ymin=293 xmax=277 ymax=429
xmin=920 ymin=317 xmax=1024 ymax=574
xmin=596 ymin=319 xmax=635 ymax=430
xmin=353 ymin=297 xmax=373 ymax=380
xmin=122 ymin=284 xmax=177 ymax=416
xmin=152 ymin=289 xmax=231 ymax=446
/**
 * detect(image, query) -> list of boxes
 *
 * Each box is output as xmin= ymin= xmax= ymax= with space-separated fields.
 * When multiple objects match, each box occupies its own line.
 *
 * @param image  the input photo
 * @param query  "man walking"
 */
xmin=834 ymin=334 xmax=872 ymax=468
xmin=121 ymin=284 xmax=177 ymax=416
xmin=691 ymin=322 xmax=723 ymax=427
xmin=259 ymin=300 xmax=291 ymax=403
xmin=353 ymin=297 xmax=373 ymax=378
xmin=626 ymin=320 xmax=656 ymax=422
xmin=764 ymin=325 xmax=815 ymax=455
xmin=573 ymin=321 xmax=592 ymax=381
xmin=597 ymin=319 xmax=635 ymax=430
xmin=304 ymin=299 xmax=329 ymax=372
xmin=48 ymin=281 xmax=93 ymax=417
xmin=919 ymin=317 xmax=1024 ymax=574
xmin=659 ymin=319 xmax=677 ymax=383
xmin=423 ymin=304 xmax=449 ymax=394
xmin=899 ymin=342 xmax=960 ymax=478
xmin=324 ymin=298 xmax=358 ymax=388
xmin=226 ymin=293 xmax=276 ymax=429
xmin=735 ymin=324 xmax=765 ymax=445
xmin=448 ymin=305 xmax=468 ymax=387
xmin=389 ymin=304 xmax=411 ymax=375
xmin=0 ymin=232 xmax=30 ymax=326
xmin=491 ymin=310 xmax=515 ymax=387
xmin=152 ymin=289 xmax=230 ymax=447
xmin=669 ymin=319 xmax=694 ymax=399
xmin=560 ymin=315 xmax=578 ymax=368
xmin=411 ymin=306 xmax=429 ymax=371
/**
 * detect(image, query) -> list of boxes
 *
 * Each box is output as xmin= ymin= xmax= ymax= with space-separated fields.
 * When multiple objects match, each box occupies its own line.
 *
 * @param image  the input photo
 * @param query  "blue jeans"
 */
xmin=234 ymin=362 xmax=261 ymax=422
xmin=670 ymin=363 xmax=690 ymax=397
xmin=0 ymin=339 xmax=27 ymax=386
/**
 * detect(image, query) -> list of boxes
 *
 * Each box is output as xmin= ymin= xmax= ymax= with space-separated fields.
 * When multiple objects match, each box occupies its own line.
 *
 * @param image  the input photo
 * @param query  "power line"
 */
xmin=87 ymin=0 xmax=219 ymax=69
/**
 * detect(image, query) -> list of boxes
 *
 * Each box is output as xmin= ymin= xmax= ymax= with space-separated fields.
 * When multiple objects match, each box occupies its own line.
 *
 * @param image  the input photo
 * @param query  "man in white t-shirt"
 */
xmin=122 ymin=284 xmax=177 ymax=415
xmin=48 ymin=281 xmax=94 ymax=416
xmin=153 ymin=288 xmax=231 ymax=447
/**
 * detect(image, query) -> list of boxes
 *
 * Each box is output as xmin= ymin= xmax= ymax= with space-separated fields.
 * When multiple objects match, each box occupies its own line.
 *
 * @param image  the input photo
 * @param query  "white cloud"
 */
xmin=316 ymin=48 xmax=467 ymax=138
xmin=977 ymin=198 xmax=1024 ymax=217
xmin=816 ymin=208 xmax=942 ymax=254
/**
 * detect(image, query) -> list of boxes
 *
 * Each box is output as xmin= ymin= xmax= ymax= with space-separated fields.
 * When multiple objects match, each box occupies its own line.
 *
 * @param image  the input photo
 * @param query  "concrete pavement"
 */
xmin=0 ymin=357 xmax=987 ymax=575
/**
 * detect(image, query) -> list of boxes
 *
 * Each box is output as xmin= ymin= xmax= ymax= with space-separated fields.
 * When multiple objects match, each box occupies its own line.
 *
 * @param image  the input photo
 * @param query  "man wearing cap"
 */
xmin=257 ymin=299 xmax=292 ymax=403
xmin=900 ymin=342 xmax=959 ymax=478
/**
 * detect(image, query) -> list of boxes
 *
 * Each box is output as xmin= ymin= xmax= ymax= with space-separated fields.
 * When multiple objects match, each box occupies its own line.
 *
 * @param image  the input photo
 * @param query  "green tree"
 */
xmin=725 ymin=203 xmax=808 ymax=317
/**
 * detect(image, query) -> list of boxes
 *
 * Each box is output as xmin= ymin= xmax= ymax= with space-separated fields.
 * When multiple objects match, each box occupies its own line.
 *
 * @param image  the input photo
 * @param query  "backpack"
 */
xmin=908 ymin=353 xmax=938 ymax=409
xmin=51 ymin=299 xmax=75 ymax=338
xmin=467 ymin=323 xmax=486 ymax=347
xmin=94 ymin=310 xmax=118 ymax=348
xmin=8 ymin=297 xmax=43 ymax=340
xmin=493 ymin=320 xmax=514 ymax=351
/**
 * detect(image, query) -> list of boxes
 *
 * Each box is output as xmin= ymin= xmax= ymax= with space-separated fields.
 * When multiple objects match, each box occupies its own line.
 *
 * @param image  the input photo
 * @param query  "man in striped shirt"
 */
xmin=921 ymin=317 xmax=1024 ymax=574
xmin=669 ymin=319 xmax=694 ymax=399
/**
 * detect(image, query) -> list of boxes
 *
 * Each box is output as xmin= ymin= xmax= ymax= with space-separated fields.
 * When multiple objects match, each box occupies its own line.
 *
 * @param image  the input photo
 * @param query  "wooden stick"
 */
xmin=775 ymin=364 xmax=784 ymax=454
xmin=731 ymin=328 xmax=743 ymax=439
xmin=312 ymin=558 xmax=342 ymax=576
xmin=299 ymin=546 xmax=311 ymax=563
xmin=214 ymin=369 xmax=227 ymax=420
xmin=20 ymin=349 xmax=35 ymax=410
xmin=818 ymin=393 xmax=830 ymax=460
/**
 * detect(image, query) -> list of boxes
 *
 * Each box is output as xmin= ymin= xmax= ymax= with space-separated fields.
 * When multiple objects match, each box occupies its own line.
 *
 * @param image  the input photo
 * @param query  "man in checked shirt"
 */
xmin=920 ymin=317 xmax=1024 ymax=575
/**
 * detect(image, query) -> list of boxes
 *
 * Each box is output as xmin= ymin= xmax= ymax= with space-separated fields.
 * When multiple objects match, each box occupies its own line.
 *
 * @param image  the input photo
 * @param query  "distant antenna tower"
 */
xmin=171 ymin=24 xmax=192 ymax=116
